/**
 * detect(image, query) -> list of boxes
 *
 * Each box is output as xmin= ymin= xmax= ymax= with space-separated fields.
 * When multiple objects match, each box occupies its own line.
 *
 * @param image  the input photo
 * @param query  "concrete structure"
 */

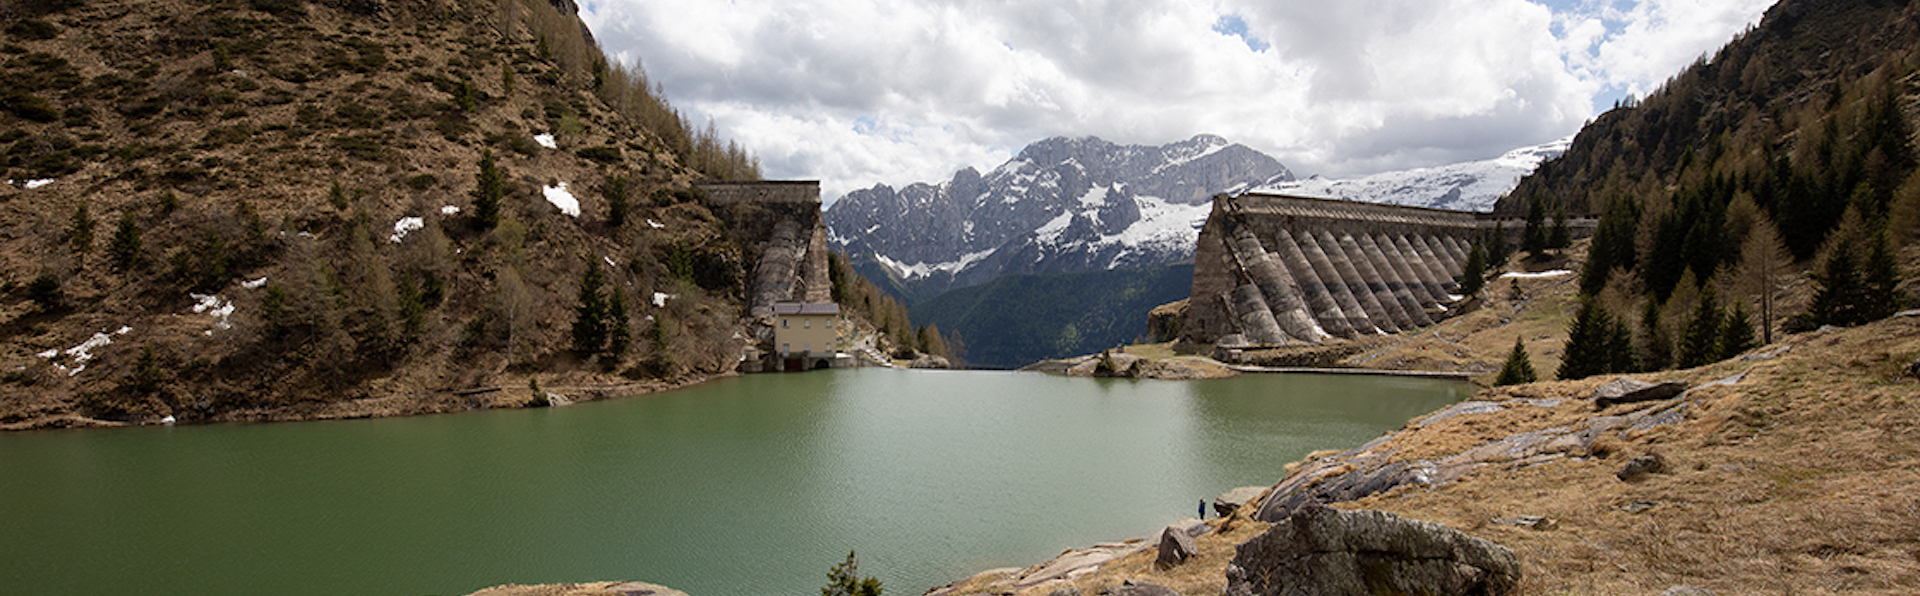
xmin=1184 ymin=192 xmax=1484 ymax=346
xmin=772 ymin=302 xmax=841 ymax=370
xmin=696 ymin=181 xmax=833 ymax=318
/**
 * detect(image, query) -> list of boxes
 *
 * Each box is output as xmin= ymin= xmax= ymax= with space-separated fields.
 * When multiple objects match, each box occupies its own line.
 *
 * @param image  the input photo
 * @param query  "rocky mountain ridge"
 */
xmin=825 ymin=135 xmax=1290 ymax=301
xmin=827 ymin=134 xmax=1570 ymax=302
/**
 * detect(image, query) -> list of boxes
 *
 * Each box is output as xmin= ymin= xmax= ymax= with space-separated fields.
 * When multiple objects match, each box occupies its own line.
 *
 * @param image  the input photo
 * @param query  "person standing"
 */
xmin=1198 ymin=498 xmax=1206 ymax=519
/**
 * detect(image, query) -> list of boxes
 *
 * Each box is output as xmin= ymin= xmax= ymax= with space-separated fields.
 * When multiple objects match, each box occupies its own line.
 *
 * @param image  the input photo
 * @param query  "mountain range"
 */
xmin=826 ymin=134 xmax=1570 ymax=304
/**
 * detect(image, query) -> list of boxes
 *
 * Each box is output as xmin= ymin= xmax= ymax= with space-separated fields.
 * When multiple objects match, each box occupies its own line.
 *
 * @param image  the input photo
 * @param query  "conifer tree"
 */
xmin=1607 ymin=314 xmax=1639 ymax=374
xmin=822 ymin=551 xmax=882 ymax=596
xmin=1800 ymin=235 xmax=1866 ymax=329
xmin=1639 ymin=297 xmax=1672 ymax=371
xmin=1487 ymin=222 xmax=1510 ymax=268
xmin=1861 ymin=229 xmax=1904 ymax=321
xmin=605 ymin=175 xmax=629 ymax=229
xmin=67 ymin=203 xmax=94 ymax=256
xmin=1718 ymin=301 xmax=1756 ymax=360
xmin=473 ymin=149 xmax=505 ymax=230
xmin=107 ymin=212 xmax=142 ymax=271
xmin=571 ymin=261 xmax=610 ymax=356
xmin=606 ymin=284 xmax=631 ymax=359
xmin=1559 ymin=299 xmax=1618 ymax=380
xmin=1737 ymin=216 xmax=1789 ymax=344
xmin=1523 ymin=197 xmax=1547 ymax=260
xmin=1678 ymin=286 xmax=1724 ymax=368
xmin=1548 ymin=205 xmax=1571 ymax=251
xmin=1459 ymin=239 xmax=1487 ymax=297
xmin=1495 ymin=336 xmax=1537 ymax=386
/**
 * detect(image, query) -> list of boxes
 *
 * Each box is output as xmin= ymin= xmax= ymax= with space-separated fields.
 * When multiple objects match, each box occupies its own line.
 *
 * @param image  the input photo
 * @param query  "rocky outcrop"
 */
xmin=1212 ymin=486 xmax=1267 ymax=518
xmin=1253 ymin=376 xmax=1707 ymax=522
xmin=465 ymin=581 xmax=688 ymax=596
xmin=1224 ymin=502 xmax=1520 ymax=596
xmin=1145 ymin=300 xmax=1187 ymax=343
xmin=1154 ymin=525 xmax=1198 ymax=569
xmin=1592 ymin=377 xmax=1687 ymax=409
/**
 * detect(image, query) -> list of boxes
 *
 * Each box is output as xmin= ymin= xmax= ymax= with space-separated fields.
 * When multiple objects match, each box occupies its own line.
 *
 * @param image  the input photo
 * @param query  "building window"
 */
xmin=781 ymin=319 xmax=789 ymax=328
xmin=781 ymin=343 xmax=790 ymax=355
xmin=804 ymin=318 xmax=811 ymax=329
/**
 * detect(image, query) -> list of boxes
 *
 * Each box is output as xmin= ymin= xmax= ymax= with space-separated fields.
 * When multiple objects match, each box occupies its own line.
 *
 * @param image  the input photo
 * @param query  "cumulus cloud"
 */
xmin=579 ymin=0 xmax=1770 ymax=203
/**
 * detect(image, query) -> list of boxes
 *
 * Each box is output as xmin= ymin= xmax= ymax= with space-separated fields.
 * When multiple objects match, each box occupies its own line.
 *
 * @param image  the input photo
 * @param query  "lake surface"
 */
xmin=0 ymin=369 xmax=1469 ymax=596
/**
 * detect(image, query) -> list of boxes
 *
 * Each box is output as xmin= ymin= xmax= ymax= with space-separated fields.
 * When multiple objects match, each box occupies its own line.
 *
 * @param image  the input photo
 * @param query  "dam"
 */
xmin=1182 ymin=192 xmax=1487 ymax=346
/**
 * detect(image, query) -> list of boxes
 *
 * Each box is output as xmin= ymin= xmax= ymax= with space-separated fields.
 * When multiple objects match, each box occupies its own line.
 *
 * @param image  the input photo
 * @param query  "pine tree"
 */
xmin=67 ymin=203 xmax=94 ymax=256
xmin=1487 ymin=222 xmax=1510 ymax=269
xmin=1559 ymin=299 xmax=1617 ymax=380
xmin=107 ymin=212 xmax=143 ymax=271
xmin=1522 ymin=197 xmax=1547 ymax=259
xmin=1495 ymin=336 xmax=1537 ymax=386
xmin=1548 ymin=205 xmax=1571 ymax=251
xmin=1639 ymin=298 xmax=1672 ymax=371
xmin=606 ymin=284 xmax=631 ymax=359
xmin=1861 ymin=229 xmax=1903 ymax=321
xmin=822 ymin=551 xmax=882 ymax=596
xmin=1800 ymin=237 xmax=1865 ymax=329
xmin=571 ymin=261 xmax=610 ymax=356
xmin=1718 ymin=302 xmax=1756 ymax=360
xmin=605 ymin=175 xmax=629 ymax=229
xmin=1459 ymin=239 xmax=1487 ymax=297
xmin=1677 ymin=285 xmax=1723 ymax=368
xmin=473 ymin=149 xmax=505 ymax=230
xmin=1607 ymin=314 xmax=1639 ymax=374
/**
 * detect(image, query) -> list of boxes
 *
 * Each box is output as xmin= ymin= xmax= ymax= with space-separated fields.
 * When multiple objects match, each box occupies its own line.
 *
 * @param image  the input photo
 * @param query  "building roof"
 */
xmin=772 ymin=302 xmax=840 ymax=315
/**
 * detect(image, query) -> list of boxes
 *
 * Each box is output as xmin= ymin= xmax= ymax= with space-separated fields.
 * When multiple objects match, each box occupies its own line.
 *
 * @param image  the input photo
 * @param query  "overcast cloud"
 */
xmin=579 ymin=0 xmax=1773 ymax=203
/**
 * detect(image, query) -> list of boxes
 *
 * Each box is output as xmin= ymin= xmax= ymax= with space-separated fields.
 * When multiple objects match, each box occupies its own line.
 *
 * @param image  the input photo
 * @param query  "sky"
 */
xmin=579 ymin=0 xmax=1776 ymax=203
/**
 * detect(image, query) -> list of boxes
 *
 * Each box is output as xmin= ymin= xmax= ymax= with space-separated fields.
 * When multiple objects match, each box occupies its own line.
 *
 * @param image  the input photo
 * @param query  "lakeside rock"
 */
xmin=1224 ymin=502 xmax=1520 ymax=596
xmin=1212 ymin=486 xmax=1267 ymax=518
xmin=465 ymin=581 xmax=689 ymax=596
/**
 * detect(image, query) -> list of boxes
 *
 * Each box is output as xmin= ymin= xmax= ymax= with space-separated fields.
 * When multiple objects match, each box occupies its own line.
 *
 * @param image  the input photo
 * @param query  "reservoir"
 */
xmin=0 ymin=368 xmax=1469 ymax=596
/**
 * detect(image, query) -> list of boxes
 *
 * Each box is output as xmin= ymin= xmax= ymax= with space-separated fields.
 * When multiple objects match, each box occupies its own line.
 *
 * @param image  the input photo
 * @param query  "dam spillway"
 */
xmin=1183 ymin=192 xmax=1482 ymax=346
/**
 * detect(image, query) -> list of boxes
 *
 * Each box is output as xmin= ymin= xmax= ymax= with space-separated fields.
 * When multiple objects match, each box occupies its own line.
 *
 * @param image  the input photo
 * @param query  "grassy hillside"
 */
xmin=1 ymin=0 xmax=764 ymax=428
xmin=909 ymin=263 xmax=1193 ymax=369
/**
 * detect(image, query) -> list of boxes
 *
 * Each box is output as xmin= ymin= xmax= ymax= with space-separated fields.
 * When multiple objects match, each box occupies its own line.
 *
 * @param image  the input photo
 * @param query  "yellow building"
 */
xmin=773 ymin=302 xmax=840 ymax=368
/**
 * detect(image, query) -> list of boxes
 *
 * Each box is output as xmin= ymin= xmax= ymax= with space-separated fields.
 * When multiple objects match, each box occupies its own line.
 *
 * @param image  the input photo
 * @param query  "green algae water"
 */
xmin=0 ymin=369 xmax=1468 ymax=596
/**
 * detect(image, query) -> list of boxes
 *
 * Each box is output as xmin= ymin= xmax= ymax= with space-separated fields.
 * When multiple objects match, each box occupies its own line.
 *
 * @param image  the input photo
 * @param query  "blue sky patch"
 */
xmin=1212 ymin=14 xmax=1270 ymax=53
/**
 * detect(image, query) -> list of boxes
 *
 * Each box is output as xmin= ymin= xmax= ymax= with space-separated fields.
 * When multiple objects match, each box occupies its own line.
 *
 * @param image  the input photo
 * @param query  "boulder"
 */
xmin=1225 ymin=502 xmax=1520 ymax=596
xmin=910 ymin=355 xmax=952 ymax=369
xmin=1617 ymin=452 xmax=1668 ymax=482
xmin=1213 ymin=486 xmax=1267 ymax=517
xmin=1155 ymin=525 xmax=1198 ymax=569
xmin=1102 ymin=580 xmax=1182 ymax=596
xmin=1047 ymin=585 xmax=1084 ymax=596
xmin=1593 ymin=377 xmax=1687 ymax=409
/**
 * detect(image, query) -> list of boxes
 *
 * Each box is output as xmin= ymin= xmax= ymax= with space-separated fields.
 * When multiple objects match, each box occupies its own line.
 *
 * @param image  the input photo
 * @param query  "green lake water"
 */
xmin=0 ymin=368 xmax=1470 ymax=596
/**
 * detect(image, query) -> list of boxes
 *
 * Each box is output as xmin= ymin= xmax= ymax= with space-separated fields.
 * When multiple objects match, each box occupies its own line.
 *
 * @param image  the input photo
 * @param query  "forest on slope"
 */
xmin=0 ymin=0 xmax=769 ymax=428
xmin=1493 ymin=0 xmax=1918 ymax=380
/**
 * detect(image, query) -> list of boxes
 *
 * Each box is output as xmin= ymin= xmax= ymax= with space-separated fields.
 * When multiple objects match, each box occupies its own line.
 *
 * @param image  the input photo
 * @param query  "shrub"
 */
xmin=107 ymin=212 xmax=143 ymax=270
xmin=66 ymin=202 xmax=94 ymax=254
xmin=575 ymin=146 xmax=620 ymax=163
xmin=405 ymin=174 xmax=437 ymax=191
xmin=6 ymin=20 xmax=60 ymax=41
xmin=2 ymin=91 xmax=59 ymax=122
xmin=26 ymin=272 xmax=62 ymax=311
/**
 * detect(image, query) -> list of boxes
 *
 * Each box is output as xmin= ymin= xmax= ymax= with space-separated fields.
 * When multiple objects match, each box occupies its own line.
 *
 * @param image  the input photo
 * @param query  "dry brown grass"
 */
xmin=1028 ymin=296 xmax=1920 ymax=596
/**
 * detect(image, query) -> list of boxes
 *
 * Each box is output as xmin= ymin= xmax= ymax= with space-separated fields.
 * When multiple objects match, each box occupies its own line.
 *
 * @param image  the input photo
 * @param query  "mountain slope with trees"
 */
xmin=1 ymin=0 xmax=769 ymax=428
xmin=1497 ymin=0 xmax=1919 ymax=379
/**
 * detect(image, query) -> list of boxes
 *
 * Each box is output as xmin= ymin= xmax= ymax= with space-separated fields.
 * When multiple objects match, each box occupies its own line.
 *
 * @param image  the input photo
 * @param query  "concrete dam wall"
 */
xmin=696 ymin=181 xmax=833 ymax=317
xmin=1183 ymin=192 xmax=1482 ymax=346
